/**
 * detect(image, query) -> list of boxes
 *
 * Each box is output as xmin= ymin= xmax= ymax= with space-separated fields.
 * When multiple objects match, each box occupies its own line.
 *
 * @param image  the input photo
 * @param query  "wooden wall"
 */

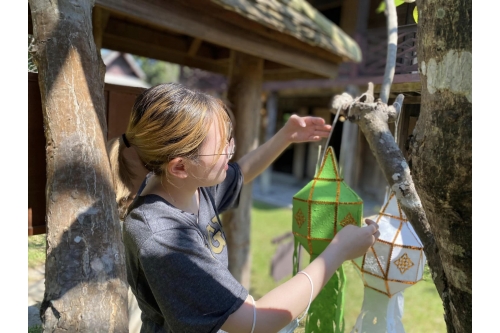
xmin=28 ymin=72 xmax=147 ymax=236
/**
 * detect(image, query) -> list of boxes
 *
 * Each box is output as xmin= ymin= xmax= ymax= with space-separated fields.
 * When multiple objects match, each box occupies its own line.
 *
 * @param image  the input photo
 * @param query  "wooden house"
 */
xmin=28 ymin=0 xmax=363 ymax=246
xmin=102 ymin=50 xmax=151 ymax=88
xmin=260 ymin=0 xmax=421 ymax=207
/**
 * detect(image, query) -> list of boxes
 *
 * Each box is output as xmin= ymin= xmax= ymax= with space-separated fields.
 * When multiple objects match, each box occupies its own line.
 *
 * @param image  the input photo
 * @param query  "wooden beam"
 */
xmin=373 ymin=81 xmax=421 ymax=94
xmin=95 ymin=0 xmax=338 ymax=78
xmin=103 ymin=31 xmax=229 ymax=75
xmin=188 ymin=38 xmax=203 ymax=57
xmin=92 ymin=7 xmax=110 ymax=51
xmin=263 ymin=73 xmax=421 ymax=92
xmin=263 ymin=69 xmax=327 ymax=81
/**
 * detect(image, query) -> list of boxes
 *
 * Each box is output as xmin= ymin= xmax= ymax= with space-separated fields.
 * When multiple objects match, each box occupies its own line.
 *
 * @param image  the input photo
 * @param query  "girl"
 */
xmin=108 ymin=83 xmax=379 ymax=333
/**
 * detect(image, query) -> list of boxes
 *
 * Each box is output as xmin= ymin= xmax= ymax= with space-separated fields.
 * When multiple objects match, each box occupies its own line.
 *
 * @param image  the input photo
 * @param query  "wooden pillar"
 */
xmin=222 ymin=50 xmax=264 ymax=288
xmin=29 ymin=0 xmax=128 ymax=331
xmin=292 ymin=107 xmax=308 ymax=180
xmin=260 ymin=91 xmax=278 ymax=195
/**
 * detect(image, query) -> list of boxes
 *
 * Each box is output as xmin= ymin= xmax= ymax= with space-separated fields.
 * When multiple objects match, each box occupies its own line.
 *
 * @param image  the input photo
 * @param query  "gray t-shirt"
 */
xmin=123 ymin=163 xmax=248 ymax=333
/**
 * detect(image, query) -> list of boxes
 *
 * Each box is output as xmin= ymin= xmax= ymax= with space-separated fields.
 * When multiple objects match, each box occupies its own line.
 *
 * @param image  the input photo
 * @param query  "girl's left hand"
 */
xmin=283 ymin=114 xmax=332 ymax=143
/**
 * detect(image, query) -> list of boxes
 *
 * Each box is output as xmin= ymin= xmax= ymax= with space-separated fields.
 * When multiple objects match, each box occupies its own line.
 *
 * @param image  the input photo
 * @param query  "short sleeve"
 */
xmin=212 ymin=162 xmax=243 ymax=212
xmin=138 ymin=227 xmax=248 ymax=333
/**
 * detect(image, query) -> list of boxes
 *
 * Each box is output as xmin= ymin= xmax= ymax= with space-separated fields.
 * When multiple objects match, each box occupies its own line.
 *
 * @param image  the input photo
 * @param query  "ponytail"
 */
xmin=107 ymin=135 xmax=136 ymax=221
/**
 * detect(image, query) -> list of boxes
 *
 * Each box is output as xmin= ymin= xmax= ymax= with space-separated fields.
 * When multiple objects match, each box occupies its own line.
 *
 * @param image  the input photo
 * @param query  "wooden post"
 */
xmin=223 ymin=50 xmax=263 ymax=288
xmin=306 ymin=108 xmax=331 ymax=178
xmin=29 ymin=0 xmax=129 ymax=331
xmin=339 ymin=85 xmax=360 ymax=187
xmin=292 ymin=107 xmax=308 ymax=180
xmin=260 ymin=91 xmax=278 ymax=195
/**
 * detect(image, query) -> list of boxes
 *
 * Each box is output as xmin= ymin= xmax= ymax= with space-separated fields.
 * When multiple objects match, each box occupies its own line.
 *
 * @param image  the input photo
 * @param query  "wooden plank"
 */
xmin=263 ymin=73 xmax=420 ymax=92
xmin=188 ymin=38 xmax=203 ymax=57
xmin=96 ymin=0 xmax=340 ymax=78
xmin=103 ymin=32 xmax=229 ymax=75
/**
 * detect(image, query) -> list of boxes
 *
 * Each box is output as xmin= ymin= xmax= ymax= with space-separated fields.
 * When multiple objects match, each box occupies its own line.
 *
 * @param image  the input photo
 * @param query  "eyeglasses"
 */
xmin=198 ymin=138 xmax=236 ymax=160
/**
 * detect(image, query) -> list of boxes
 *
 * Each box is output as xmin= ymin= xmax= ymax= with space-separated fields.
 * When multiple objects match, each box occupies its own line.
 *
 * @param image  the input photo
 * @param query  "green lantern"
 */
xmin=292 ymin=146 xmax=363 ymax=333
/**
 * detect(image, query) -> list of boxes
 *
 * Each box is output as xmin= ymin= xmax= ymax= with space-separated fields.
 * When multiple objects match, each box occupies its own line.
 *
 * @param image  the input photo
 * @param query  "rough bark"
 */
xmin=411 ymin=1 xmax=472 ymax=332
xmin=223 ymin=51 xmax=264 ymax=289
xmin=331 ymin=0 xmax=472 ymax=330
xmin=333 ymin=85 xmax=447 ymax=306
xmin=29 ymin=0 xmax=129 ymax=331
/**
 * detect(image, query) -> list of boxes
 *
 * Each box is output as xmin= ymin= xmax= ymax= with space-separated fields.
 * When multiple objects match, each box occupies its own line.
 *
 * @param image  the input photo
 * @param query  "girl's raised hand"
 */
xmin=283 ymin=114 xmax=332 ymax=143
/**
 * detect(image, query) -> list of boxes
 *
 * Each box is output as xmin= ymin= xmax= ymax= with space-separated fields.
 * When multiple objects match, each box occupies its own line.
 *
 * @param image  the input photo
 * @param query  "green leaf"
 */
xmin=376 ymin=1 xmax=385 ymax=13
xmin=376 ymin=0 xmax=406 ymax=13
xmin=413 ymin=6 xmax=418 ymax=23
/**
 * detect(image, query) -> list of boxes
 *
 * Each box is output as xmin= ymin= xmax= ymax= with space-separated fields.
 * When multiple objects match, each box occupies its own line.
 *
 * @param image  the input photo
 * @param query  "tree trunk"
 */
xmin=411 ymin=1 xmax=472 ymax=332
xmin=223 ymin=50 xmax=264 ymax=289
xmin=29 ymin=1 xmax=129 ymax=331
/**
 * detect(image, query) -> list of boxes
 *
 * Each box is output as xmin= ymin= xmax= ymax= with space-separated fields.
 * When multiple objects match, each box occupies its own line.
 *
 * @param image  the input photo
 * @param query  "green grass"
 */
xmin=28 ymin=325 xmax=43 ymax=333
xmin=250 ymin=201 xmax=446 ymax=333
xmin=27 ymin=201 xmax=446 ymax=332
xmin=28 ymin=234 xmax=46 ymax=268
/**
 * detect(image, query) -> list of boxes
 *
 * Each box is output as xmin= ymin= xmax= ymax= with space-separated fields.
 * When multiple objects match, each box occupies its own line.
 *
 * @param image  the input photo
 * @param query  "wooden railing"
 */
xmin=339 ymin=24 xmax=418 ymax=78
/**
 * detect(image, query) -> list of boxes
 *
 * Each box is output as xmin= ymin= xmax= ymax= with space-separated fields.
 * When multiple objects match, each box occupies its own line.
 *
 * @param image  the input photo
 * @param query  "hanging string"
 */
xmin=316 ymin=106 xmax=342 ymax=175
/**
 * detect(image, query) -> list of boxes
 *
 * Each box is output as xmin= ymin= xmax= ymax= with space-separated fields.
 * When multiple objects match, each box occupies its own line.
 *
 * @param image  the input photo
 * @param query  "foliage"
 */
xmin=376 ymin=0 xmax=418 ymax=23
xmin=133 ymin=56 xmax=180 ymax=86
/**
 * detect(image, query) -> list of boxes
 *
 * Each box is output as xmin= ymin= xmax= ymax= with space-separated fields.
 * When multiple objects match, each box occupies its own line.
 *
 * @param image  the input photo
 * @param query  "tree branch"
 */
xmin=337 ymin=83 xmax=446 ymax=296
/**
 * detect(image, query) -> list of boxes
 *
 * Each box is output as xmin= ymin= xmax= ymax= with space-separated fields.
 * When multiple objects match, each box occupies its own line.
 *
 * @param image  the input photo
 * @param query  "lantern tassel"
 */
xmin=304 ymin=254 xmax=346 ymax=333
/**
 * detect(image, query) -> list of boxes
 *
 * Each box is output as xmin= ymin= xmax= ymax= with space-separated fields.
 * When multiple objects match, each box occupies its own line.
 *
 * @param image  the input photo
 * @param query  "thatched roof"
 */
xmin=212 ymin=0 xmax=361 ymax=63
xmin=28 ymin=0 xmax=363 ymax=80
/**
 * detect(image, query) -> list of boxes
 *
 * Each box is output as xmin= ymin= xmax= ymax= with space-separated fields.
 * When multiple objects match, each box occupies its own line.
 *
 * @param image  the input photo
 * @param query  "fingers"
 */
xmin=363 ymin=218 xmax=380 ymax=241
xmin=290 ymin=114 xmax=306 ymax=127
xmin=309 ymin=116 xmax=325 ymax=125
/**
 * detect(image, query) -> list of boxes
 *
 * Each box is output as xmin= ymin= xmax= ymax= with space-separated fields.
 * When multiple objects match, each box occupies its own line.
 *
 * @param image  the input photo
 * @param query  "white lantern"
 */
xmin=351 ymin=192 xmax=426 ymax=333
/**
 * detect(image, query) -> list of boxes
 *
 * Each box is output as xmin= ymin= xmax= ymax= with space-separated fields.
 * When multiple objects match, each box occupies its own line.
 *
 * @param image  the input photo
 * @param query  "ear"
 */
xmin=166 ymin=158 xmax=188 ymax=179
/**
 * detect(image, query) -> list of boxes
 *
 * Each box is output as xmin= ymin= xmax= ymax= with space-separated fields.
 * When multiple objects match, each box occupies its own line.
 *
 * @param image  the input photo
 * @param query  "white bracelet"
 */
xmin=297 ymin=271 xmax=314 ymax=321
xmin=249 ymin=295 xmax=256 ymax=333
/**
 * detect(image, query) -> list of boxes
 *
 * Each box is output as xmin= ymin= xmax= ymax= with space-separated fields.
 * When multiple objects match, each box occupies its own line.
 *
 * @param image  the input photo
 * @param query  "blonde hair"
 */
xmin=107 ymin=83 xmax=232 ymax=219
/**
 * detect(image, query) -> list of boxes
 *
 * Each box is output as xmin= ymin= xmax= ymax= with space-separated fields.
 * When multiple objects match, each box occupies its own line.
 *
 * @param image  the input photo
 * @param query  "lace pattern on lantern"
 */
xmin=295 ymin=208 xmax=305 ymax=228
xmin=394 ymin=253 xmax=414 ymax=274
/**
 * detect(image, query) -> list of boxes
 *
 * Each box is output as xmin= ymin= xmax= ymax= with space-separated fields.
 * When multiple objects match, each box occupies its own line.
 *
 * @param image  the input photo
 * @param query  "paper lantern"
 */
xmin=351 ymin=192 xmax=426 ymax=333
xmin=292 ymin=146 xmax=363 ymax=256
xmin=292 ymin=146 xmax=363 ymax=333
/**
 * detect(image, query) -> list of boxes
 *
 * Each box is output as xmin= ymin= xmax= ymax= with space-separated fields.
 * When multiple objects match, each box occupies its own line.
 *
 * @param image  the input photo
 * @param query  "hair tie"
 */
xmin=122 ymin=133 xmax=131 ymax=148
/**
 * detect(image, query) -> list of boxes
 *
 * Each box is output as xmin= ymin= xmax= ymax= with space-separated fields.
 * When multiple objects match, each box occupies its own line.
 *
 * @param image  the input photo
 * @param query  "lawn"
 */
xmin=250 ymin=201 xmax=446 ymax=333
xmin=28 ymin=201 xmax=446 ymax=333
xmin=28 ymin=234 xmax=46 ymax=268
